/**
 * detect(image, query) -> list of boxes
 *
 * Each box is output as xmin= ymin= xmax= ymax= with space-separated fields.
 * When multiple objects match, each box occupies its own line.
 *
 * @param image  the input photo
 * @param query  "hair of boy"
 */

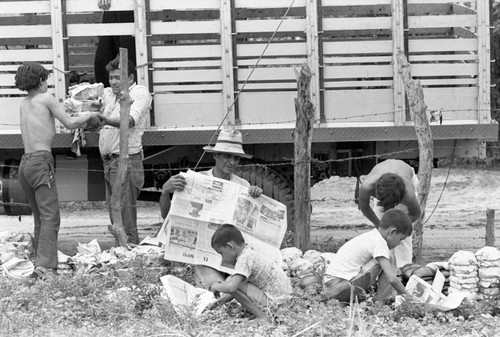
xmin=211 ymin=224 xmax=245 ymax=249
xmin=14 ymin=62 xmax=50 ymax=92
xmin=375 ymin=173 xmax=406 ymax=212
xmin=379 ymin=209 xmax=413 ymax=236
xmin=105 ymin=54 xmax=136 ymax=79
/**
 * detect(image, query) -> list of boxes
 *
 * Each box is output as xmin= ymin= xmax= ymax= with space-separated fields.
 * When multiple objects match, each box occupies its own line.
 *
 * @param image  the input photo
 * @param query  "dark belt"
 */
xmin=101 ymin=152 xmax=142 ymax=161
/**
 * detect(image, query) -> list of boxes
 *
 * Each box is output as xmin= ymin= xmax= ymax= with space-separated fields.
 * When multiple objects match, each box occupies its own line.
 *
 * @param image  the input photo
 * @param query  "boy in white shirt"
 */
xmin=323 ymin=209 xmax=412 ymax=303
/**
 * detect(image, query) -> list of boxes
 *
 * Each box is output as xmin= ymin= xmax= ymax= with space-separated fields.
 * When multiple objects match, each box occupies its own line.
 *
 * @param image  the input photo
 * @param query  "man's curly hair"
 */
xmin=375 ymin=173 xmax=406 ymax=212
xmin=15 ymin=62 xmax=49 ymax=92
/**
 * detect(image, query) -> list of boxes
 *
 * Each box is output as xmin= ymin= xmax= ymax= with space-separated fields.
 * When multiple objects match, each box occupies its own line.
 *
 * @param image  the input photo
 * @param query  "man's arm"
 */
xmin=404 ymin=193 xmax=422 ymax=223
xmin=101 ymin=114 xmax=135 ymax=128
xmin=46 ymin=94 xmax=98 ymax=130
xmin=210 ymin=274 xmax=245 ymax=294
xmin=376 ymin=256 xmax=407 ymax=295
xmin=160 ymin=174 xmax=187 ymax=218
xmin=358 ymin=186 xmax=380 ymax=227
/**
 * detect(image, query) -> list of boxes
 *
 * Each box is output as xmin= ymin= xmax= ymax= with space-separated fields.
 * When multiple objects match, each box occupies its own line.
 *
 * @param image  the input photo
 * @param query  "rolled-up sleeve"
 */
xmin=129 ymin=85 xmax=152 ymax=127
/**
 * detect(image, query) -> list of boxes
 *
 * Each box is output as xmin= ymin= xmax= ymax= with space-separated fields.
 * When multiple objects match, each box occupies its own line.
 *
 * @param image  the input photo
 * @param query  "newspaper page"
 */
xmin=160 ymin=275 xmax=216 ymax=316
xmin=157 ymin=170 xmax=287 ymax=273
xmin=396 ymin=270 xmax=469 ymax=311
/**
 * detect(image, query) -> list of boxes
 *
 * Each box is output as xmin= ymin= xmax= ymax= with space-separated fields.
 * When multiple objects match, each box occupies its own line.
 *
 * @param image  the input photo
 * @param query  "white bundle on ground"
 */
xmin=448 ymin=250 xmax=479 ymax=296
xmin=475 ymin=246 xmax=500 ymax=297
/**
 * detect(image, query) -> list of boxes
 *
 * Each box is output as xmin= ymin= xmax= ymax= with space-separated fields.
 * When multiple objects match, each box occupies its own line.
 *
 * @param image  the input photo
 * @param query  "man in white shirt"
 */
xmin=99 ymin=55 xmax=152 ymax=244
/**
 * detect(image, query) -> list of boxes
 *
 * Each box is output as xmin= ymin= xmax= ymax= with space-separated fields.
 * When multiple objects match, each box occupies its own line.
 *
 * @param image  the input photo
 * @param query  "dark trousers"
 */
xmin=102 ymin=153 xmax=144 ymax=244
xmin=19 ymin=151 xmax=60 ymax=269
xmin=94 ymin=11 xmax=136 ymax=87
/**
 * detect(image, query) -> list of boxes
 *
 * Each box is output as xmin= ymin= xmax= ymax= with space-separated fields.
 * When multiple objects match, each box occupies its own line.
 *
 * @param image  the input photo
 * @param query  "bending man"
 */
xmin=357 ymin=159 xmax=421 ymax=268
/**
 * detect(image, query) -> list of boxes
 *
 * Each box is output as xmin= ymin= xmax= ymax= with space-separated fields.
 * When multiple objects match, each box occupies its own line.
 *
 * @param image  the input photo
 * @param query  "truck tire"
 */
xmin=235 ymin=165 xmax=294 ymax=231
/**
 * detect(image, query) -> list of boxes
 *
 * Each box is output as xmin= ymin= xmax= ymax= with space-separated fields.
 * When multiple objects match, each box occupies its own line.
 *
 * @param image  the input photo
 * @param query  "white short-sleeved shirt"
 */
xmin=99 ymin=83 xmax=152 ymax=155
xmin=202 ymin=168 xmax=250 ymax=188
xmin=324 ymin=229 xmax=390 ymax=282
xmin=234 ymin=246 xmax=292 ymax=304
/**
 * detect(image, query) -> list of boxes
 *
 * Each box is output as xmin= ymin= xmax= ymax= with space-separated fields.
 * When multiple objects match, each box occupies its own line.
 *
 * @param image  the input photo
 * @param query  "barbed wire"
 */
xmin=1 ymin=143 xmax=497 ymax=176
xmin=0 ymin=107 xmax=498 ymax=128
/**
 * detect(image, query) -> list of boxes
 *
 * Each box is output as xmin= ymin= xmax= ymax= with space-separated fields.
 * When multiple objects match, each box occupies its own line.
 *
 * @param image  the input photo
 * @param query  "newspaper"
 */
xmin=396 ymin=270 xmax=469 ymax=311
xmin=160 ymin=275 xmax=216 ymax=316
xmin=157 ymin=170 xmax=287 ymax=274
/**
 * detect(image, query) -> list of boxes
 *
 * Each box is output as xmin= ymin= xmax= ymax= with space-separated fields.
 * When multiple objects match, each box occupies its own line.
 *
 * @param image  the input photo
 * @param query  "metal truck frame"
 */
xmin=0 ymin=0 xmax=498 ymax=221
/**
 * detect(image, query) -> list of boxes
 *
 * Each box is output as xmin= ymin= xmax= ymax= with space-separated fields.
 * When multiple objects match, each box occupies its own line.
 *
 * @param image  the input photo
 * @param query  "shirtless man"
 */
xmin=15 ymin=62 xmax=100 ymax=278
xmin=357 ymin=159 xmax=421 ymax=268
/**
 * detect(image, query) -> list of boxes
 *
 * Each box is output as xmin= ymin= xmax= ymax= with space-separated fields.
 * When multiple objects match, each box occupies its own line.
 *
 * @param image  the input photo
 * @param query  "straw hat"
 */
xmin=203 ymin=129 xmax=252 ymax=159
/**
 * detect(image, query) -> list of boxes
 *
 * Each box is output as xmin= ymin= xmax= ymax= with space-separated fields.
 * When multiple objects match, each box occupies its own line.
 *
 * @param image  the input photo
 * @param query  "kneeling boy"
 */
xmin=209 ymin=224 xmax=292 ymax=321
xmin=323 ymin=209 xmax=412 ymax=302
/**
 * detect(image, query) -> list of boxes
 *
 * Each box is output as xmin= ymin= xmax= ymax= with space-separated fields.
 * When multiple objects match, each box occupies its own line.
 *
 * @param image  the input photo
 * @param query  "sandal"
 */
xmin=29 ymin=266 xmax=58 ymax=281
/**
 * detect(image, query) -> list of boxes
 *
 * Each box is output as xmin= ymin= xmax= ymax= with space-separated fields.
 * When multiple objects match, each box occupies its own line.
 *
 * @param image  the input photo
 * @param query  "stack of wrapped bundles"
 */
xmin=448 ymin=250 xmax=479 ymax=297
xmin=475 ymin=246 xmax=500 ymax=298
xmin=280 ymin=247 xmax=336 ymax=293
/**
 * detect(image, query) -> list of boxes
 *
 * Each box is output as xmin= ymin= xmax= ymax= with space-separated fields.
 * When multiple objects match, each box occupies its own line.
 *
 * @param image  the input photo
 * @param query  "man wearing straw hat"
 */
xmin=159 ymin=127 xmax=263 ymax=288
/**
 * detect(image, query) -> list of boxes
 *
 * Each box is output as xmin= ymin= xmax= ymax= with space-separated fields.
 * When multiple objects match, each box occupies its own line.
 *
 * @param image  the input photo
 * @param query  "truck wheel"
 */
xmin=235 ymin=165 xmax=294 ymax=232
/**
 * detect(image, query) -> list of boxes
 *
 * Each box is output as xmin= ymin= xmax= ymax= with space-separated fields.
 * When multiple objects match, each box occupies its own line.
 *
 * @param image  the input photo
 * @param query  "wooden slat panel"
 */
xmin=322 ymin=0 xmax=391 ymax=5
xmin=236 ymin=0 xmax=306 ymax=8
xmin=323 ymin=17 xmax=391 ymax=31
xmin=0 ymin=25 xmax=51 ymax=38
xmin=323 ymin=41 xmax=392 ymax=54
xmin=409 ymin=15 xmax=477 ymax=28
xmin=238 ymin=92 xmax=296 ymax=125
xmin=419 ymin=78 xmax=478 ymax=86
xmin=236 ymin=19 xmax=306 ymax=33
xmin=324 ymin=80 xmax=392 ymax=88
xmin=237 ymin=83 xmax=298 ymax=90
xmin=324 ymin=89 xmax=394 ymax=122
xmin=0 ymin=1 xmax=50 ymax=15
xmin=154 ymin=93 xmax=224 ymax=128
xmin=409 ymin=0 xmax=476 ymax=4
xmin=324 ymin=56 xmax=392 ymax=64
xmin=154 ymin=69 xmax=222 ymax=83
xmin=154 ymin=84 xmax=223 ymax=92
xmin=237 ymin=43 xmax=307 ymax=57
xmin=0 ymin=74 xmax=56 ymax=87
xmin=409 ymin=54 xmax=477 ymax=62
xmin=0 ymin=89 xmax=29 ymax=95
xmin=153 ymin=60 xmax=222 ymax=68
xmin=409 ymin=39 xmax=478 ymax=52
xmin=324 ymin=65 xmax=393 ymax=79
xmin=0 ymin=49 xmax=53 ymax=62
xmin=151 ymin=21 xmax=220 ymax=35
xmin=423 ymin=87 xmax=478 ymax=121
xmin=410 ymin=63 xmax=478 ymax=77
xmin=67 ymin=23 xmax=135 ymax=37
xmin=238 ymin=58 xmax=307 ymax=66
xmin=152 ymin=45 xmax=221 ymax=59
xmin=237 ymin=68 xmax=297 ymax=81
xmin=150 ymin=0 xmax=219 ymax=11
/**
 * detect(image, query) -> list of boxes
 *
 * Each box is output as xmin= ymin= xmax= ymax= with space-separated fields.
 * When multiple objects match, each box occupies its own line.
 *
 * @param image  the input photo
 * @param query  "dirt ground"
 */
xmin=2 ymin=167 xmax=499 ymax=264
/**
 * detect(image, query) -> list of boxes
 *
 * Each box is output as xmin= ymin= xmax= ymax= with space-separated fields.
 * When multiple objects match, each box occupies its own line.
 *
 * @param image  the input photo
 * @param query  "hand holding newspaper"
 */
xmin=156 ymin=170 xmax=287 ymax=274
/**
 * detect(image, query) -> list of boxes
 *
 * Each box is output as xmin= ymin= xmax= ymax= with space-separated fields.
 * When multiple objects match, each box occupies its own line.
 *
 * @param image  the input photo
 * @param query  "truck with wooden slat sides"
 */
xmin=0 ymin=0 xmax=498 ymax=226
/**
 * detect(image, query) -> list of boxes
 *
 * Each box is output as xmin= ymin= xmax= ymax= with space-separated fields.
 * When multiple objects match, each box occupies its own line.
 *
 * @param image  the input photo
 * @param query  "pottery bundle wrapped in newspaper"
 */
xmin=448 ymin=250 xmax=479 ymax=295
xmin=475 ymin=246 xmax=500 ymax=297
xmin=64 ymin=82 xmax=103 ymax=132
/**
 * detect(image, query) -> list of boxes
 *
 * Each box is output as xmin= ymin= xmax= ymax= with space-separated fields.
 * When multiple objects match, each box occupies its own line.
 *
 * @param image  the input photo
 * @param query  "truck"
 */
xmin=0 ymin=0 xmax=498 ymax=228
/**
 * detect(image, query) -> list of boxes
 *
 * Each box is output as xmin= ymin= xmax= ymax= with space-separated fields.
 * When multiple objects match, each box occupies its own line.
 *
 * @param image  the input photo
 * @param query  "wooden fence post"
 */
xmin=108 ymin=48 xmax=130 ymax=248
xmin=486 ymin=209 xmax=495 ymax=246
xmin=294 ymin=64 xmax=315 ymax=252
xmin=396 ymin=51 xmax=433 ymax=264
